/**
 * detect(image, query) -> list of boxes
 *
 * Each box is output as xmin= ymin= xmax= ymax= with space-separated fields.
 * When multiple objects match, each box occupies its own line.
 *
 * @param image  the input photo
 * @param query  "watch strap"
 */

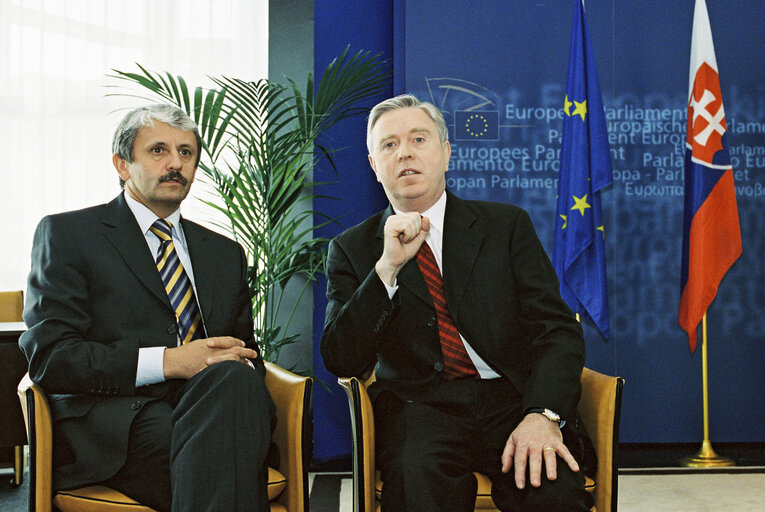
xmin=524 ymin=407 xmax=563 ymax=426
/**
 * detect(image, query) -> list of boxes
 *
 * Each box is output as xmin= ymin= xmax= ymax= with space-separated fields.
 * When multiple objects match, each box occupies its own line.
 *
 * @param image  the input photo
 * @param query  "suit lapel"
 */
xmin=442 ymin=193 xmax=483 ymax=312
xmin=375 ymin=207 xmax=433 ymax=307
xmin=101 ymin=194 xmax=173 ymax=311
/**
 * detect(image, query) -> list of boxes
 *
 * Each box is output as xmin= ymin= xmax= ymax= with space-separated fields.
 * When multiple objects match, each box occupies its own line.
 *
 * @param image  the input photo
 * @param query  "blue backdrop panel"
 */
xmin=312 ymin=0 xmax=394 ymax=464
xmin=312 ymin=0 xmax=765 ymax=463
xmin=401 ymin=0 xmax=765 ymax=443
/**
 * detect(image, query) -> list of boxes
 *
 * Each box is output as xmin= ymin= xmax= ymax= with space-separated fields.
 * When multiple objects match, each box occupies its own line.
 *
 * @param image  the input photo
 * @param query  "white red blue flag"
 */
xmin=678 ymin=0 xmax=742 ymax=352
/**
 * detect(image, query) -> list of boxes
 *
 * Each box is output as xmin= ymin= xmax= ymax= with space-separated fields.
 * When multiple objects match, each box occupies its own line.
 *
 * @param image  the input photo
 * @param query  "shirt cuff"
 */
xmin=381 ymin=276 xmax=398 ymax=300
xmin=136 ymin=346 xmax=166 ymax=387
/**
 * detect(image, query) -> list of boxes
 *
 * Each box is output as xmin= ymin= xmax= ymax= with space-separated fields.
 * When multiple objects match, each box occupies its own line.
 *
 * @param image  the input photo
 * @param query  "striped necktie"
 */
xmin=150 ymin=219 xmax=202 ymax=345
xmin=416 ymin=241 xmax=478 ymax=380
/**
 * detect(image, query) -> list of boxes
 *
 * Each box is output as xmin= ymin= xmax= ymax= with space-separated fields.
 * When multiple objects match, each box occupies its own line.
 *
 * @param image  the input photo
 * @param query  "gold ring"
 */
xmin=543 ymin=446 xmax=555 ymax=453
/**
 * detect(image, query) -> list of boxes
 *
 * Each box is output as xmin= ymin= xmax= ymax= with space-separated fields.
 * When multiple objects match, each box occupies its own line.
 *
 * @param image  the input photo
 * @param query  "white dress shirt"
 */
xmin=383 ymin=192 xmax=501 ymax=379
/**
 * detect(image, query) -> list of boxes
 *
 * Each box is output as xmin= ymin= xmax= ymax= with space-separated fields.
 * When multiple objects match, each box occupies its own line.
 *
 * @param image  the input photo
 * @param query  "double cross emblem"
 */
xmin=689 ymin=88 xmax=726 ymax=147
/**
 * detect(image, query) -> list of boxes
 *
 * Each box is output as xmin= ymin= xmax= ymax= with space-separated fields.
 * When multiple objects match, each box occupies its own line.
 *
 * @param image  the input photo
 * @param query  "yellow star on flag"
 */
xmin=572 ymin=99 xmax=587 ymax=121
xmin=597 ymin=225 xmax=605 ymax=238
xmin=571 ymin=194 xmax=591 ymax=216
xmin=564 ymin=95 xmax=573 ymax=117
xmin=560 ymin=214 xmax=568 ymax=229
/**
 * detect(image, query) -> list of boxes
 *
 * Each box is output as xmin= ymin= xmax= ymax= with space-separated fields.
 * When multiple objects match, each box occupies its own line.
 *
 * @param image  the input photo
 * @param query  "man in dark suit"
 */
xmin=20 ymin=104 xmax=274 ymax=512
xmin=321 ymin=95 xmax=594 ymax=511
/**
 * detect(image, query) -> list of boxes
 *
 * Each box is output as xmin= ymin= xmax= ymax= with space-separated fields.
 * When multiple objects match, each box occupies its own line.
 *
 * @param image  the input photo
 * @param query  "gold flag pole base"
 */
xmin=680 ymin=313 xmax=735 ymax=468
xmin=680 ymin=440 xmax=735 ymax=468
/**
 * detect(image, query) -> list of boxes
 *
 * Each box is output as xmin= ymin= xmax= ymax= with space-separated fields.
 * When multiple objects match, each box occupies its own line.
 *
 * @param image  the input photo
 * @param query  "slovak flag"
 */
xmin=678 ymin=0 xmax=742 ymax=352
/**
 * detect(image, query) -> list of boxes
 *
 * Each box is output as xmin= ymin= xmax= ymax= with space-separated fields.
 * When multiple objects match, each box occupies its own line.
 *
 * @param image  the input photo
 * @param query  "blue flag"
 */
xmin=553 ymin=0 xmax=612 ymax=339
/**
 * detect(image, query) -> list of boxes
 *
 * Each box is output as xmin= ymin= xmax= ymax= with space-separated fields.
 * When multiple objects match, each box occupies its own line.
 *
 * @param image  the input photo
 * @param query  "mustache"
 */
xmin=158 ymin=171 xmax=188 ymax=186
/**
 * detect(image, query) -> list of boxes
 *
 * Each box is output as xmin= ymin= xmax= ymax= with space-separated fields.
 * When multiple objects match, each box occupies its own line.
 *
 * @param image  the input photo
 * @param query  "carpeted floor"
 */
xmin=310 ymin=470 xmax=765 ymax=511
xmin=4 ymin=467 xmax=765 ymax=511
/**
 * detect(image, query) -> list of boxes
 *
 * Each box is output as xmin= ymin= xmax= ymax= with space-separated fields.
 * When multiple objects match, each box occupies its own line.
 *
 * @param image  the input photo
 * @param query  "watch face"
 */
xmin=543 ymin=408 xmax=561 ymax=422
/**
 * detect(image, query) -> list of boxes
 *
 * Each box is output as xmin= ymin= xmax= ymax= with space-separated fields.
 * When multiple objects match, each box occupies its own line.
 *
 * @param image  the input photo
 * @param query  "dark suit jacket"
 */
xmin=20 ymin=193 xmax=258 ymax=490
xmin=322 ymin=191 xmax=586 ymax=423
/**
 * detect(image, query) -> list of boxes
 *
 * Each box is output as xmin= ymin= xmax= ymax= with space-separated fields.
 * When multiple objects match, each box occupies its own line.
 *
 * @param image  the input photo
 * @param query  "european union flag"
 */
xmin=454 ymin=110 xmax=499 ymax=141
xmin=552 ymin=0 xmax=612 ymax=338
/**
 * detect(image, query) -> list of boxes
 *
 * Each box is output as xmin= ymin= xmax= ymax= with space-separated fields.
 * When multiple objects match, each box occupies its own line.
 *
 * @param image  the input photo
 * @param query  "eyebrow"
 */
xmin=146 ymin=140 xmax=195 ymax=151
xmin=378 ymin=127 xmax=431 ymax=145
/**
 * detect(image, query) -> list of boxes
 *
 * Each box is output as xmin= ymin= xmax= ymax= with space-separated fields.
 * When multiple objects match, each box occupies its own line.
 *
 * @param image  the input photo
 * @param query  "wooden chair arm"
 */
xmin=338 ymin=376 xmax=377 ymax=512
xmin=18 ymin=372 xmax=54 ymax=512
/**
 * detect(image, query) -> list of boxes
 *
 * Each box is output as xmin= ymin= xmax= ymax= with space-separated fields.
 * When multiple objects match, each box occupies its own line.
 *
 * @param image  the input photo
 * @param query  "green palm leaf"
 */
xmin=110 ymin=47 xmax=390 ymax=363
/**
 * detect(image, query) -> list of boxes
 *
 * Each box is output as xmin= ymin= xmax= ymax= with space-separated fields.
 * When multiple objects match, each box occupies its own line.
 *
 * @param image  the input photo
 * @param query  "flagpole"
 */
xmin=680 ymin=312 xmax=734 ymax=467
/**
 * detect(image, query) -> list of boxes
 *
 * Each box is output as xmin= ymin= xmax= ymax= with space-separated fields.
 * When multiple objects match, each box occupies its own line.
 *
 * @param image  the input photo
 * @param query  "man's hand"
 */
xmin=163 ymin=336 xmax=258 ymax=380
xmin=375 ymin=212 xmax=430 ymax=286
xmin=501 ymin=413 xmax=580 ymax=489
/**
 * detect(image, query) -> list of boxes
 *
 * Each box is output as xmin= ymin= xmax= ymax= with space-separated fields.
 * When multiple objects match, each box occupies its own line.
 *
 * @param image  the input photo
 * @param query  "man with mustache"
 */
xmin=322 ymin=95 xmax=593 ymax=511
xmin=20 ymin=104 xmax=275 ymax=512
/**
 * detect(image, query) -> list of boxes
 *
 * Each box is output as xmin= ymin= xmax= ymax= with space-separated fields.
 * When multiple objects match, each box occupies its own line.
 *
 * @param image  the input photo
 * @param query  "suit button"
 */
xmin=131 ymin=400 xmax=143 ymax=410
xmin=167 ymin=324 xmax=178 ymax=335
xmin=426 ymin=316 xmax=436 ymax=327
xmin=434 ymin=362 xmax=444 ymax=372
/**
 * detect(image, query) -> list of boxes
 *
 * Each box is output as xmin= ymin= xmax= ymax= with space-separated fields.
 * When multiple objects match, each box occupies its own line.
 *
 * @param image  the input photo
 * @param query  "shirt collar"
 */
xmin=421 ymin=191 xmax=447 ymax=236
xmin=124 ymin=192 xmax=182 ymax=235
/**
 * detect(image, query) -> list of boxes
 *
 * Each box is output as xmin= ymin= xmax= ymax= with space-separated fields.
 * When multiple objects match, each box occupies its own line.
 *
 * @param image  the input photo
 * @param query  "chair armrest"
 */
xmin=264 ymin=362 xmax=312 ymax=512
xmin=338 ymin=377 xmax=376 ymax=512
xmin=578 ymin=367 xmax=624 ymax=512
xmin=17 ymin=372 xmax=54 ymax=512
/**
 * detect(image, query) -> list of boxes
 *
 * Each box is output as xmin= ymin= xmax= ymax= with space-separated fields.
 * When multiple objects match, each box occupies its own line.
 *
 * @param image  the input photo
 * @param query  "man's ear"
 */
xmin=368 ymin=154 xmax=382 ymax=183
xmin=443 ymin=140 xmax=451 ymax=173
xmin=112 ymin=154 xmax=129 ymax=183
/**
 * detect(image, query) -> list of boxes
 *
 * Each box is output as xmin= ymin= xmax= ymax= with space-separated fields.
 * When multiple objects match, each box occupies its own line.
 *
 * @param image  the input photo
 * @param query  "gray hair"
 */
xmin=366 ymin=94 xmax=449 ymax=154
xmin=113 ymin=104 xmax=202 ymax=187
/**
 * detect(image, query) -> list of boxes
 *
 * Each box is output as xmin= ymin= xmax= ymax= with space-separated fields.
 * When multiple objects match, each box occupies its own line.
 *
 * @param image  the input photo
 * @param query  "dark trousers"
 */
xmin=105 ymin=361 xmax=275 ymax=512
xmin=375 ymin=377 xmax=593 ymax=512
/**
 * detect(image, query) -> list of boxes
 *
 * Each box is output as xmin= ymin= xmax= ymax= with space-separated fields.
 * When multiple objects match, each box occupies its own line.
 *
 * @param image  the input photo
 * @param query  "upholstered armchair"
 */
xmin=18 ymin=361 xmax=312 ymax=512
xmin=339 ymin=367 xmax=624 ymax=512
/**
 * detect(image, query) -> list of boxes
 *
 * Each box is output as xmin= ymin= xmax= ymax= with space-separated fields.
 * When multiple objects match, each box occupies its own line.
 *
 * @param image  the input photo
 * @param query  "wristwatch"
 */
xmin=525 ymin=408 xmax=562 ymax=425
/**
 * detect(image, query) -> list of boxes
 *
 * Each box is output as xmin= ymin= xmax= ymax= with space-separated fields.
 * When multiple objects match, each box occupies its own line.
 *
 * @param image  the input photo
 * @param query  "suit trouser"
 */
xmin=375 ymin=377 xmax=593 ymax=512
xmin=105 ymin=361 xmax=275 ymax=512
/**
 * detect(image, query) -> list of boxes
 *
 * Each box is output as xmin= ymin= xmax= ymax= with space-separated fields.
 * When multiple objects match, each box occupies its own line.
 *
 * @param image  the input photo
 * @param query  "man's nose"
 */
xmin=397 ymin=141 xmax=413 ymax=160
xmin=168 ymin=150 xmax=183 ymax=169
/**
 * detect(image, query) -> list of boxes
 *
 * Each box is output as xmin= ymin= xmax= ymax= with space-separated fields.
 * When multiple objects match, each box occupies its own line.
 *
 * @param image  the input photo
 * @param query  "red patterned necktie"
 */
xmin=416 ymin=241 xmax=478 ymax=380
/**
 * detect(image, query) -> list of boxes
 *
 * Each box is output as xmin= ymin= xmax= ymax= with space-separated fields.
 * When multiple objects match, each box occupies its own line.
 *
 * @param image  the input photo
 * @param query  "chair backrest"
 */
xmin=0 ymin=290 xmax=24 ymax=322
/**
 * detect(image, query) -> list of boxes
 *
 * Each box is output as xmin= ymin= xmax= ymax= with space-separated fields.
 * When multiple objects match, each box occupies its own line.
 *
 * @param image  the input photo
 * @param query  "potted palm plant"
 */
xmin=109 ymin=48 xmax=389 ymax=364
